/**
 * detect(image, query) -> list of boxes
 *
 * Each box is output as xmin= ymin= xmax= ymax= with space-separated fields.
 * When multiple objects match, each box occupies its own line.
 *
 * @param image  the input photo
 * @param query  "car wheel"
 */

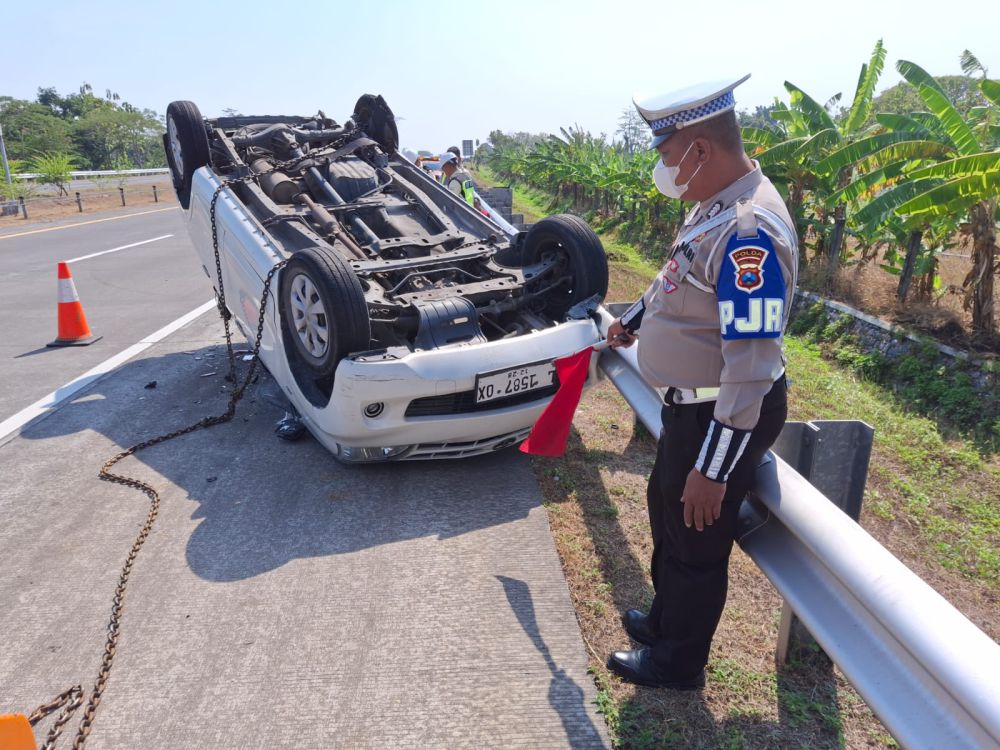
xmin=165 ymin=100 xmax=210 ymax=209
xmin=278 ymin=246 xmax=371 ymax=378
xmin=353 ymin=94 xmax=399 ymax=153
xmin=522 ymin=214 xmax=609 ymax=317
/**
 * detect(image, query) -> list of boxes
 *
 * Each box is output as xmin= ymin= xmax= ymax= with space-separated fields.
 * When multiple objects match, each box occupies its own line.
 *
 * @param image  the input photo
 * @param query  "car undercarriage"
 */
xmin=168 ymin=96 xmax=607 ymax=365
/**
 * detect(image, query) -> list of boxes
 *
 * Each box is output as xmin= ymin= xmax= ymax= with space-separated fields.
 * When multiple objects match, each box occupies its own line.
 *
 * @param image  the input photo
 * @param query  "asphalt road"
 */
xmin=0 ymin=206 xmax=209 ymax=417
xmin=0 ymin=209 xmax=609 ymax=748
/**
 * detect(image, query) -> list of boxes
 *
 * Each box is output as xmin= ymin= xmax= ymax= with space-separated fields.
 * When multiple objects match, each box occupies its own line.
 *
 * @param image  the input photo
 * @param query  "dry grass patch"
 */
xmin=537 ymin=380 xmax=898 ymax=749
xmin=799 ymin=245 xmax=1000 ymax=353
xmin=534 ymin=243 xmax=996 ymax=748
xmin=0 ymin=184 xmax=175 ymax=226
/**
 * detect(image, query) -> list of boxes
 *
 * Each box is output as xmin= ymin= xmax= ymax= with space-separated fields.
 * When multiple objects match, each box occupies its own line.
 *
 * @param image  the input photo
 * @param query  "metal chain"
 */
xmin=28 ymin=161 xmax=292 ymax=748
xmin=26 ymin=140 xmax=503 ymax=746
xmin=28 ymin=686 xmax=83 ymax=750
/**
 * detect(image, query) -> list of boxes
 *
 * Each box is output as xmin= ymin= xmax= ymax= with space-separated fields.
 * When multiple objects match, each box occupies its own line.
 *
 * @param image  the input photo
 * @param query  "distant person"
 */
xmin=439 ymin=152 xmax=481 ymax=210
xmin=447 ymin=145 xmax=463 ymax=165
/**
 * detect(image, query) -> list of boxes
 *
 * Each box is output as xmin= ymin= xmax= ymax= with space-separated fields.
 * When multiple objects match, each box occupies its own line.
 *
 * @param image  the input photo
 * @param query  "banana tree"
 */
xmin=742 ymin=40 xmax=888 ymax=273
xmin=822 ymin=58 xmax=999 ymax=334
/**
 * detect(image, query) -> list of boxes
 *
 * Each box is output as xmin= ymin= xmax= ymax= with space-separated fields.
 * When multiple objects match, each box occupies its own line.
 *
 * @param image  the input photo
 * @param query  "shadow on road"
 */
xmin=497 ymin=575 xmax=605 ymax=748
xmin=20 ymin=342 xmax=537 ymax=582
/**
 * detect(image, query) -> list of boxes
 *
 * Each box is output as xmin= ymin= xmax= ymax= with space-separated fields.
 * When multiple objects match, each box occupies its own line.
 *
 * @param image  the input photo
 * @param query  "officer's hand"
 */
xmin=607 ymin=319 xmax=636 ymax=349
xmin=681 ymin=469 xmax=726 ymax=532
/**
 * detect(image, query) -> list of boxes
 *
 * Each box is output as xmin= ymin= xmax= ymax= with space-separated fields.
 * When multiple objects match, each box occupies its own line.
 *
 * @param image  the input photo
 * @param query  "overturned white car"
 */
xmin=164 ymin=95 xmax=608 ymax=462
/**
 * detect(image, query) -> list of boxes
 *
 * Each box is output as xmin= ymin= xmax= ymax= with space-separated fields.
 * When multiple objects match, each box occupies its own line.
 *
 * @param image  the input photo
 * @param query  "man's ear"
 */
xmin=694 ymin=137 xmax=711 ymax=162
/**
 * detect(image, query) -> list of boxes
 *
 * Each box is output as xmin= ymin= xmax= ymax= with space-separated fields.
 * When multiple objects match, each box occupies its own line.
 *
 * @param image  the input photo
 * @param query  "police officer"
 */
xmin=439 ymin=151 xmax=481 ymax=209
xmin=605 ymin=75 xmax=798 ymax=689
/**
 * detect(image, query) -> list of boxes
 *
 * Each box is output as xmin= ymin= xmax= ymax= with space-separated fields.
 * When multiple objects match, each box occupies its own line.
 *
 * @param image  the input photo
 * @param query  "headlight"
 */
xmin=336 ymin=444 xmax=410 ymax=462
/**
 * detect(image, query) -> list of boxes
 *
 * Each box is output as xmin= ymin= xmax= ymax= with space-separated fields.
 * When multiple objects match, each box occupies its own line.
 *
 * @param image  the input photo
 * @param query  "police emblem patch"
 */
xmin=661 ymin=275 xmax=678 ymax=294
xmin=667 ymin=258 xmax=679 ymax=273
xmin=729 ymin=246 xmax=768 ymax=293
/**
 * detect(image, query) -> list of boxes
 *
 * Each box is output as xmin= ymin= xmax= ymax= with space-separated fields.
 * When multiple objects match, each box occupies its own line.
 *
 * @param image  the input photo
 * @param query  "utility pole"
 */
xmin=0 ymin=123 xmax=11 ymax=185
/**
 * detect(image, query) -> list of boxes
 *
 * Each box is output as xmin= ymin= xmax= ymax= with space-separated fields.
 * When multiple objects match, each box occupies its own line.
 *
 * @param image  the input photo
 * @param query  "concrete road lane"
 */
xmin=0 ymin=310 xmax=609 ymax=749
xmin=0 ymin=208 xmax=213 ymax=417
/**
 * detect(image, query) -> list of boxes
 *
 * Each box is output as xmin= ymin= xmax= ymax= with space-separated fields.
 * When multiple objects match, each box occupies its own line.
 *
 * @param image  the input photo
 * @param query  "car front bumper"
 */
xmin=288 ymin=317 xmax=603 ymax=461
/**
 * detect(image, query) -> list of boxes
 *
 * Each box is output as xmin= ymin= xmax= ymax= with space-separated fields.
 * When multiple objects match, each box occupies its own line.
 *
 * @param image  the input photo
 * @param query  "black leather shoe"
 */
xmin=606 ymin=648 xmax=706 ymax=690
xmin=623 ymin=609 xmax=659 ymax=647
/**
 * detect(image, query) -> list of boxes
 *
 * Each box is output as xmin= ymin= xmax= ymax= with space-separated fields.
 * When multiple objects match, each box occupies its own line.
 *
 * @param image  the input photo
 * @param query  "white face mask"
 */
xmin=652 ymin=142 xmax=702 ymax=199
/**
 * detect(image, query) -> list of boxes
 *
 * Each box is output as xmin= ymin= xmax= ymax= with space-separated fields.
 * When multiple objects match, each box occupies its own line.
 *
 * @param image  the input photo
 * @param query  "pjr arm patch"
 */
xmin=717 ymin=229 xmax=786 ymax=340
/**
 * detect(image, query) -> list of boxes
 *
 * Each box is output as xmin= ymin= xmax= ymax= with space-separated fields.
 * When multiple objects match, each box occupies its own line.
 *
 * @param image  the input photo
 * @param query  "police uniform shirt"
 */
xmin=624 ymin=162 xmax=798 ymax=479
xmin=447 ymin=168 xmax=474 ymax=196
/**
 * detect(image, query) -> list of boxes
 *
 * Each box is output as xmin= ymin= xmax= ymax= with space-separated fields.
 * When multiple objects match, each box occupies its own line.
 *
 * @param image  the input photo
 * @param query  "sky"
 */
xmin=3 ymin=0 xmax=998 ymax=154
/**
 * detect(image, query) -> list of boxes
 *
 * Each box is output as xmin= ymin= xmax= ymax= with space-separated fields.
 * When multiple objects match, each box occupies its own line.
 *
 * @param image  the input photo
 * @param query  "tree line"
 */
xmin=481 ymin=43 xmax=999 ymax=337
xmin=0 ymin=82 xmax=166 ymax=188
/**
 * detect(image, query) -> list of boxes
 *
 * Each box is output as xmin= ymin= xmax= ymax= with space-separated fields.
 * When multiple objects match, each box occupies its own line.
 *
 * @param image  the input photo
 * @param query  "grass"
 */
xmin=786 ymin=338 xmax=999 ymax=584
xmin=470 ymin=164 xmax=552 ymax=225
xmin=506 ymin=183 xmax=999 ymax=748
xmin=789 ymin=302 xmax=999 ymax=453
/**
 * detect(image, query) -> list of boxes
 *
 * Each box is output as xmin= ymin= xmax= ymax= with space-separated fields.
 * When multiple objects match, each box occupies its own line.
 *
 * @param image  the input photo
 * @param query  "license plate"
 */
xmin=475 ymin=361 xmax=556 ymax=404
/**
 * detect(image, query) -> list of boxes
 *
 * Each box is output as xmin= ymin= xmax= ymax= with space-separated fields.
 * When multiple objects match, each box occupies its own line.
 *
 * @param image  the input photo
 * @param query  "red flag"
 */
xmin=519 ymin=346 xmax=595 ymax=456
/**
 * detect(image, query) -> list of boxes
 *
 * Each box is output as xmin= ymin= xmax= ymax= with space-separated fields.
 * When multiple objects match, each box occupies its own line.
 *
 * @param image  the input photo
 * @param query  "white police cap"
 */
xmin=439 ymin=152 xmax=458 ymax=166
xmin=633 ymin=75 xmax=751 ymax=148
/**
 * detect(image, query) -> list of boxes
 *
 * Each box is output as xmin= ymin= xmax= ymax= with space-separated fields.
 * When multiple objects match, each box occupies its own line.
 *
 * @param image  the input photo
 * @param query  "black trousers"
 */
xmin=645 ymin=377 xmax=787 ymax=678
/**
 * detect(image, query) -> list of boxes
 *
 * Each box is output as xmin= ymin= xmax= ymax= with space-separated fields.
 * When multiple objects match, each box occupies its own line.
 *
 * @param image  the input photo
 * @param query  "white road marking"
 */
xmin=0 ymin=300 xmax=215 ymax=445
xmin=65 ymin=234 xmax=173 ymax=263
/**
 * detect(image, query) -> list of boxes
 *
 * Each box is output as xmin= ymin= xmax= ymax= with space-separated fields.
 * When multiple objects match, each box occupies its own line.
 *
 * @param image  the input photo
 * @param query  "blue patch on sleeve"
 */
xmin=717 ymin=229 xmax=787 ymax=340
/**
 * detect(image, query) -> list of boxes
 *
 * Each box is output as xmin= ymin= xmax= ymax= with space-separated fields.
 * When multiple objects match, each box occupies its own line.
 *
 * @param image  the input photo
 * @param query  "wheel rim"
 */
xmin=167 ymin=115 xmax=185 ymax=175
xmin=289 ymin=273 xmax=329 ymax=358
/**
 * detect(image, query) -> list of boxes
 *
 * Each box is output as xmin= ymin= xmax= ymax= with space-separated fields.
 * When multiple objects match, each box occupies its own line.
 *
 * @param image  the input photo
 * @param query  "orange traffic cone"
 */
xmin=0 ymin=713 xmax=35 ymax=750
xmin=47 ymin=261 xmax=102 ymax=347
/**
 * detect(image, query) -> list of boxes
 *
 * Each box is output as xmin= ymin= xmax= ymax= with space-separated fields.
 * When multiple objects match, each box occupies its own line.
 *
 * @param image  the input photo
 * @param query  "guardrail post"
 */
xmin=76 ymin=191 xmax=83 ymax=212
xmin=19 ymin=196 xmax=27 ymax=220
xmin=152 ymin=185 xmax=158 ymax=203
xmin=771 ymin=419 xmax=874 ymax=663
xmin=119 ymin=187 xmax=125 ymax=206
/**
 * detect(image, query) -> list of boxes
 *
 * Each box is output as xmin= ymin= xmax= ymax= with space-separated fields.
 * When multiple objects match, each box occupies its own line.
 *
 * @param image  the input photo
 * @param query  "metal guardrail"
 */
xmin=14 ymin=168 xmax=169 ymax=180
xmin=594 ymin=305 xmax=1000 ymax=750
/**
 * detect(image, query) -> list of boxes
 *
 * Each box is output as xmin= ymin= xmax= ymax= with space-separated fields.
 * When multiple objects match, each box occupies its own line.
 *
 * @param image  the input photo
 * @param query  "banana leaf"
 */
xmin=897 ymin=60 xmax=981 ymax=156
xmin=741 ymin=126 xmax=782 ymax=147
xmin=967 ymin=106 xmax=991 ymax=124
xmin=793 ymin=128 xmax=841 ymax=164
xmin=902 ymin=152 xmax=1000 ymax=181
xmin=874 ymin=113 xmax=931 ymax=135
xmin=894 ymin=172 xmax=1000 ymax=218
xmin=853 ymin=177 xmax=945 ymax=229
xmin=844 ymin=40 xmax=887 ymax=134
xmin=817 ymin=133 xmax=951 ymax=173
xmin=785 ymin=82 xmax=837 ymax=133
xmin=979 ymin=79 xmax=1000 ymax=108
xmin=826 ymin=159 xmax=908 ymax=205
xmin=753 ymin=137 xmax=809 ymax=167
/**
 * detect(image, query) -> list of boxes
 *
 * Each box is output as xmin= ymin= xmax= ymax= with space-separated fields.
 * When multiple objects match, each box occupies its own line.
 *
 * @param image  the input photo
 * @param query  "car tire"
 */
xmin=165 ymin=100 xmax=210 ymax=209
xmin=522 ymin=214 xmax=609 ymax=316
xmin=278 ymin=246 xmax=371 ymax=379
xmin=353 ymin=94 xmax=399 ymax=154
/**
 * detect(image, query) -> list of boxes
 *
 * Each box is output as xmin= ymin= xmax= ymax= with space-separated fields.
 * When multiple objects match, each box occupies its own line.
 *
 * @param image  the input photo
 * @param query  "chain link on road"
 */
xmin=17 ymin=132 xmax=367 ymax=745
